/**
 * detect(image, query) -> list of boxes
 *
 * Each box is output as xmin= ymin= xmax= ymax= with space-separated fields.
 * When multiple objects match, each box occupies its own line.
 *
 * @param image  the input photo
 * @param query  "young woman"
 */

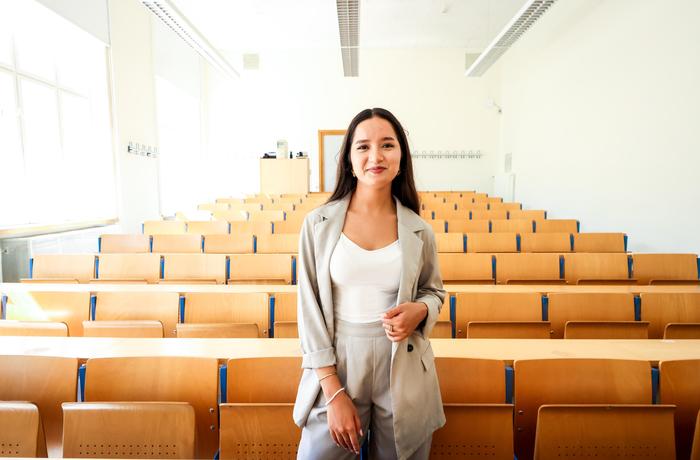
xmin=294 ymin=108 xmax=446 ymax=460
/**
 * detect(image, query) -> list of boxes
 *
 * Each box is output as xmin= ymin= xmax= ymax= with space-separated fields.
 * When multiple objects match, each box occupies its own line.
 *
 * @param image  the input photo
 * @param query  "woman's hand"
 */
xmin=381 ymin=302 xmax=429 ymax=341
xmin=326 ymin=391 xmax=363 ymax=454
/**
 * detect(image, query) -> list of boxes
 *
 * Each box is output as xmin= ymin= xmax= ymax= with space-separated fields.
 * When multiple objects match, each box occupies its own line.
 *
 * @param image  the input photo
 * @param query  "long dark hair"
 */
xmin=326 ymin=108 xmax=421 ymax=214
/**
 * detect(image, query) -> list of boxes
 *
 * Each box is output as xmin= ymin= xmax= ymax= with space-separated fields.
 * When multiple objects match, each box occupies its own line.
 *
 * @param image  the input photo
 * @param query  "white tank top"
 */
xmin=330 ymin=232 xmax=402 ymax=323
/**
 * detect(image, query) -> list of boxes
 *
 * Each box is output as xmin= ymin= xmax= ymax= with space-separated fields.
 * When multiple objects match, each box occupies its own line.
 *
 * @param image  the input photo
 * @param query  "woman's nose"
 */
xmin=368 ymin=144 xmax=384 ymax=162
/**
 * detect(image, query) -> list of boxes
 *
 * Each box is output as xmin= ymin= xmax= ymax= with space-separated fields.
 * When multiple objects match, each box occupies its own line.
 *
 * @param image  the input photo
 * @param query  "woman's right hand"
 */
xmin=327 ymin=391 xmax=363 ymax=455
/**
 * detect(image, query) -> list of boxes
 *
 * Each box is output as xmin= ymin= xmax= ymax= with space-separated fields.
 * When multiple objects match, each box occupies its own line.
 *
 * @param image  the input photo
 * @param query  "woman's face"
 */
xmin=349 ymin=116 xmax=402 ymax=189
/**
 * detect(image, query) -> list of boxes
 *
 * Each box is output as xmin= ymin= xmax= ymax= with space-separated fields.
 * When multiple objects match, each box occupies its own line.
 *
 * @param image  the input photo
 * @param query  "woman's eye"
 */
xmin=356 ymin=145 xmax=367 ymax=150
xmin=383 ymin=143 xmax=395 ymax=148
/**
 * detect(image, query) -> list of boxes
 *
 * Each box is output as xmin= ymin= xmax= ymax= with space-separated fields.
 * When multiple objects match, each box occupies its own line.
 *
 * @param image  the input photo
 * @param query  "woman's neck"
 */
xmin=349 ymin=184 xmax=396 ymax=216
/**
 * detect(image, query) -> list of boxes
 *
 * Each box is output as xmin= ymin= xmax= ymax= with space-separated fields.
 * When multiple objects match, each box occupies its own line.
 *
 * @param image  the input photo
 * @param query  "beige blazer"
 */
xmin=293 ymin=193 xmax=447 ymax=459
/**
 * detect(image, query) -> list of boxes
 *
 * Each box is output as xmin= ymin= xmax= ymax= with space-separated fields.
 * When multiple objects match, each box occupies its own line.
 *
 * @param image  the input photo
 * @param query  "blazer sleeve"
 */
xmin=297 ymin=213 xmax=337 ymax=369
xmin=414 ymin=224 xmax=447 ymax=337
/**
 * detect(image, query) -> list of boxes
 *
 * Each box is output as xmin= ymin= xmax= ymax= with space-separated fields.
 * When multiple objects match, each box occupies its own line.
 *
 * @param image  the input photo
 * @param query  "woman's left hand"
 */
xmin=381 ymin=302 xmax=428 ymax=342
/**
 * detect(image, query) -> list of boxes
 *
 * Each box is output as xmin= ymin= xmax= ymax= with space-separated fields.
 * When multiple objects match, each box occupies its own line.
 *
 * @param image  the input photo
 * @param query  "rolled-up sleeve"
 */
xmin=297 ymin=214 xmax=337 ymax=369
xmin=414 ymin=225 xmax=447 ymax=337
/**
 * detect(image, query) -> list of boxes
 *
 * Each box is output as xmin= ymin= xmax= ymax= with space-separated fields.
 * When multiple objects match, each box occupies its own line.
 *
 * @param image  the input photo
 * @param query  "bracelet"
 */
xmin=318 ymin=371 xmax=337 ymax=383
xmin=324 ymin=387 xmax=346 ymax=406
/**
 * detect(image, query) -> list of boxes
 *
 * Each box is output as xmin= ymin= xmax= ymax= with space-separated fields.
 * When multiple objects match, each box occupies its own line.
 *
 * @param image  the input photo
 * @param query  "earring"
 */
xmin=351 ymin=170 xmax=356 ymax=177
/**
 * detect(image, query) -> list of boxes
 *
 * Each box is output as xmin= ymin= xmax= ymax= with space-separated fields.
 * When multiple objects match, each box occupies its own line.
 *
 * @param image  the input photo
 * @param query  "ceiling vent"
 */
xmin=243 ymin=53 xmax=260 ymax=70
xmin=336 ymin=0 xmax=359 ymax=77
xmin=142 ymin=0 xmax=239 ymax=79
xmin=465 ymin=0 xmax=557 ymax=77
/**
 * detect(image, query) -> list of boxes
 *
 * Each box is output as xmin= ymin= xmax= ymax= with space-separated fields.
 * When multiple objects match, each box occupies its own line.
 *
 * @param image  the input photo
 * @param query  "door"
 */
xmin=318 ymin=130 xmax=345 ymax=192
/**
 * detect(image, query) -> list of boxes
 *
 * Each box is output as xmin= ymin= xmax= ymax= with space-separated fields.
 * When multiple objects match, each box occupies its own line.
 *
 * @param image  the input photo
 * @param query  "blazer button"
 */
xmin=407 ymin=344 xmax=414 ymax=352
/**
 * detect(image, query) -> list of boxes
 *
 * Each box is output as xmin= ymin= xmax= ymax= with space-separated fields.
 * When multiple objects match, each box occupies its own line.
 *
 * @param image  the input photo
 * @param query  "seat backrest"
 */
xmin=273 ymin=292 xmax=298 ymax=322
xmin=564 ymin=321 xmax=649 ymax=339
xmin=0 ymin=320 xmax=68 ymax=336
xmin=427 ymin=219 xmax=447 ymax=234
xmin=454 ymin=292 xmax=542 ymax=338
xmin=4 ymin=291 xmax=90 ymax=336
xmin=466 ymin=233 xmax=518 ymax=253
xmin=430 ymin=404 xmax=514 ymax=460
xmin=434 ymin=358 xmax=505 ymax=403
xmin=94 ymin=291 xmax=179 ymax=337
xmin=228 ymin=254 xmax=294 ymax=284
xmin=514 ymin=358 xmax=651 ymax=460
xmin=520 ymin=233 xmax=572 ymax=253
xmin=535 ymin=219 xmax=579 ymax=233
xmin=573 ymin=233 xmax=627 ymax=252
xmin=99 ymin=234 xmax=150 ymax=253
xmin=186 ymin=220 xmax=229 ymax=235
xmin=562 ymin=253 xmax=630 ymax=284
xmin=446 ymin=219 xmax=489 ymax=233
xmin=0 ymin=356 xmax=78 ymax=457
xmin=471 ymin=209 xmax=508 ymax=220
xmin=495 ymin=253 xmax=561 ymax=284
xmin=176 ymin=322 xmax=259 ymax=338
xmin=96 ymin=253 xmax=161 ymax=283
xmin=85 ymin=356 xmax=218 ymax=459
xmin=659 ymin=359 xmax=700 ymax=460
xmin=162 ymin=254 xmax=227 ymax=283
xmin=491 ymin=219 xmax=534 ymax=233
xmin=82 ymin=320 xmax=163 ymax=338
xmin=142 ymin=220 xmax=186 ymax=235
xmin=227 ymin=357 xmax=303 ymax=403
xmin=151 ymin=234 xmax=203 ymax=253
xmin=31 ymin=254 xmax=95 ymax=283
xmin=489 ymin=202 xmax=522 ymax=211
xmin=664 ymin=323 xmax=700 ymax=339
xmin=430 ymin=320 xmax=453 ymax=338
xmin=219 ymin=404 xmax=300 ymax=459
xmin=273 ymin=321 xmax=299 ymax=338
xmin=0 ymin=402 xmax=45 ymax=457
xmin=256 ymin=233 xmax=299 ymax=254
xmin=229 ymin=220 xmax=273 ymax=235
xmin=547 ymin=293 xmax=636 ymax=338
xmin=184 ymin=292 xmax=269 ymax=338
xmin=433 ymin=209 xmax=470 ymax=221
xmin=640 ymin=293 xmax=700 ymax=339
xmin=435 ymin=233 xmax=464 ymax=253
xmin=248 ymin=210 xmax=285 ymax=222
xmin=272 ymin=219 xmax=303 ymax=234
xmin=534 ymin=405 xmax=676 ymax=460
xmin=467 ymin=321 xmax=551 ymax=339
xmin=509 ymin=210 xmax=546 ymax=220
xmin=438 ymin=254 xmax=494 ymax=284
xmin=633 ymin=253 xmax=699 ymax=284
xmin=203 ymin=233 xmax=254 ymax=254
xmin=62 ymin=402 xmax=195 ymax=459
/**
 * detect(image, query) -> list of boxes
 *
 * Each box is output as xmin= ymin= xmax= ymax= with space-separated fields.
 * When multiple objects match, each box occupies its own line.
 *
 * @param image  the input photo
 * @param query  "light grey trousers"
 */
xmin=297 ymin=319 xmax=432 ymax=460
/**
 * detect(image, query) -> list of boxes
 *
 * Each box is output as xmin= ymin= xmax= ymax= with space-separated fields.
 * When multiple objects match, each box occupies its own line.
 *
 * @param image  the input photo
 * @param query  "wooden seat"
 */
xmin=489 ymin=202 xmax=522 ymax=211
xmin=547 ymin=293 xmax=636 ymax=339
xmin=514 ymin=358 xmax=651 ymax=460
xmin=0 ymin=402 xmax=46 ymax=457
xmin=564 ymin=321 xmax=649 ymax=339
xmin=228 ymin=254 xmax=294 ymax=284
xmin=198 ymin=202 xmax=230 ymax=212
xmin=573 ymin=232 xmax=627 ymax=252
xmin=495 ymin=253 xmax=562 ymax=284
xmin=94 ymin=291 xmax=179 ymax=338
xmin=435 ymin=233 xmax=464 ymax=253
xmin=632 ymin=253 xmax=699 ymax=285
xmin=445 ymin=219 xmax=490 ymax=233
xmin=30 ymin=254 xmax=95 ymax=283
xmin=142 ymin=220 xmax=186 ymax=235
xmin=430 ymin=404 xmax=514 ymax=460
xmin=664 ymin=323 xmax=700 ymax=339
xmin=4 ymin=291 xmax=90 ymax=336
xmin=256 ymin=233 xmax=299 ymax=254
xmin=562 ymin=253 xmax=631 ymax=284
xmin=229 ymin=221 xmax=273 ymax=235
xmin=99 ymin=234 xmax=150 ymax=253
xmin=248 ymin=210 xmax=286 ymax=222
xmin=96 ymin=253 xmax=161 ymax=283
xmin=0 ymin=320 xmax=68 ymax=336
xmin=454 ymin=293 xmax=542 ymax=338
xmin=85 ymin=356 xmax=218 ymax=459
xmin=203 ymin=233 xmax=254 ymax=254
xmin=434 ymin=357 xmax=505 ymax=403
xmin=471 ymin=209 xmax=508 ymax=220
xmin=491 ymin=219 xmax=534 ymax=233
xmin=151 ymin=234 xmax=203 ymax=253
xmin=273 ymin=321 xmax=298 ymax=338
xmin=219 ymin=403 xmax=300 ymax=459
xmin=162 ymin=254 xmax=227 ymax=283
xmin=509 ymin=210 xmax=547 ymax=220
xmin=427 ymin=219 xmax=447 ymax=233
xmin=640 ymin=293 xmax=700 ymax=339
xmin=227 ymin=357 xmax=303 ymax=403
xmin=272 ymin=219 xmax=303 ymax=234
xmin=466 ymin=233 xmax=518 ymax=253
xmin=183 ymin=292 xmax=270 ymax=337
xmin=534 ymin=405 xmax=676 ymax=460
xmin=186 ymin=220 xmax=229 ymax=235
xmin=431 ymin=320 xmax=453 ymax=338
xmin=176 ymin=322 xmax=259 ymax=338
xmin=467 ymin=321 xmax=551 ymax=339
xmin=438 ymin=253 xmax=494 ymax=284
xmin=0 ymin=356 xmax=78 ymax=457
xmin=520 ymin=233 xmax=572 ymax=253
xmin=433 ymin=209 xmax=470 ymax=221
xmin=273 ymin=292 xmax=297 ymax=323
xmin=82 ymin=320 xmax=164 ymax=338
xmin=535 ymin=219 xmax=579 ymax=233
xmin=62 ymin=402 xmax=195 ymax=459
xmin=659 ymin=359 xmax=700 ymax=459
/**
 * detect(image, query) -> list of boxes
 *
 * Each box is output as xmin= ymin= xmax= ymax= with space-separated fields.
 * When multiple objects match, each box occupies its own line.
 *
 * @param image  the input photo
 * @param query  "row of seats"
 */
xmin=421 ymin=201 xmax=523 ymax=211
xmin=100 ymin=233 xmax=300 ymax=254
xmin=436 ymin=232 xmax=627 ymax=252
xmin=144 ymin=218 xmax=305 ymax=235
xmin=423 ymin=209 xmax=551 ymax=221
xmin=428 ymin=218 xmax=581 ymax=233
xmin=1 ymin=356 xmax=698 ymax=459
xmin=3 ymin=291 xmax=699 ymax=340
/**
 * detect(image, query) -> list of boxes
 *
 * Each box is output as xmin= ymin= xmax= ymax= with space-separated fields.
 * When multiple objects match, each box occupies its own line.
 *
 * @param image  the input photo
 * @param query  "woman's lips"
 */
xmin=367 ymin=167 xmax=386 ymax=173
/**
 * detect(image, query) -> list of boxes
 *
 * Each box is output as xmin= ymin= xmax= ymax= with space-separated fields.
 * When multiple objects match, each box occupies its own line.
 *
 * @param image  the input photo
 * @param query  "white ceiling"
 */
xmin=170 ymin=0 xmax=527 ymax=52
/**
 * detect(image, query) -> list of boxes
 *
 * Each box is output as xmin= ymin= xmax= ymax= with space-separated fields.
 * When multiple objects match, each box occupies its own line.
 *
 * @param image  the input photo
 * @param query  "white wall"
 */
xmin=492 ymin=0 xmax=700 ymax=253
xmin=205 ymin=47 xmax=502 ymax=195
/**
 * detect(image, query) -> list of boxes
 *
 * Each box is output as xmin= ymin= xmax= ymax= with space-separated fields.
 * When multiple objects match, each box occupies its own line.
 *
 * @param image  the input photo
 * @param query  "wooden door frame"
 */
xmin=318 ymin=130 xmax=346 ymax=192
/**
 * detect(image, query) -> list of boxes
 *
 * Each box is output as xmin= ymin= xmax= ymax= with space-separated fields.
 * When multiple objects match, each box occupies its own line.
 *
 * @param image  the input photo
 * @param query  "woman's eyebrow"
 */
xmin=353 ymin=136 xmax=396 ymax=145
